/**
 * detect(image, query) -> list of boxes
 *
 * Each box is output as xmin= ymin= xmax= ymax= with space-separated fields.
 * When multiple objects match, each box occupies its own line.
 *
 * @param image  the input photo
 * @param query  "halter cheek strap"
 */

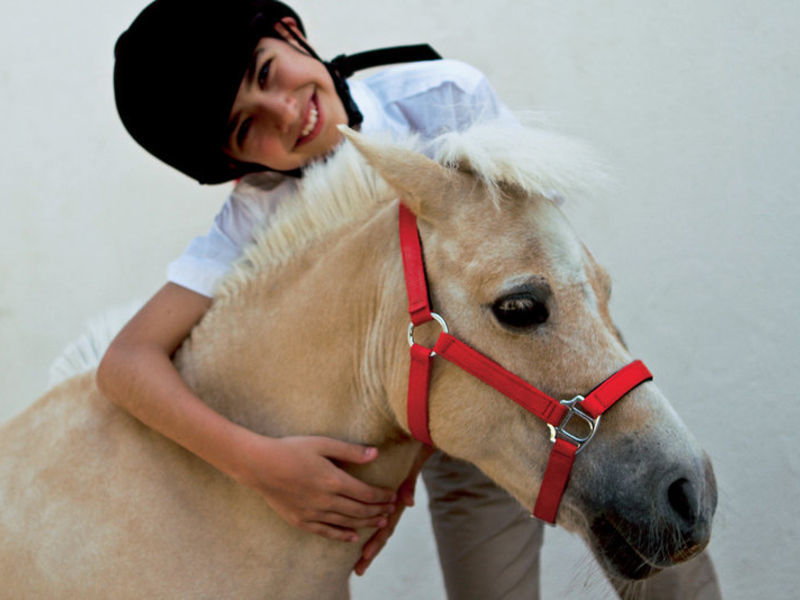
xmin=398 ymin=203 xmax=653 ymax=523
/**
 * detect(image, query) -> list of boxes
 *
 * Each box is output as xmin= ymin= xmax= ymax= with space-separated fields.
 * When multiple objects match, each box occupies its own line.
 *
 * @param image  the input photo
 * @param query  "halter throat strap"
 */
xmin=398 ymin=203 xmax=653 ymax=523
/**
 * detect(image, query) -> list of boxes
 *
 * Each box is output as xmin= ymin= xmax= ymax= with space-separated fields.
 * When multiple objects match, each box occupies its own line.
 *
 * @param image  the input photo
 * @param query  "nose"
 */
xmin=660 ymin=457 xmax=717 ymax=558
xmin=246 ymin=89 xmax=298 ymax=134
xmin=667 ymin=477 xmax=699 ymax=524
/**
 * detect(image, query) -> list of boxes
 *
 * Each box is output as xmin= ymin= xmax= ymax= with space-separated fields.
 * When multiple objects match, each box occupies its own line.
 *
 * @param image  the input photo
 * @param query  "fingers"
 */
xmin=320 ymin=511 xmax=389 ymax=531
xmin=398 ymin=476 xmax=416 ymax=507
xmin=258 ymin=436 xmax=407 ymax=548
xmin=315 ymin=438 xmax=380 ymax=465
xmin=280 ymin=501 xmax=390 ymax=543
xmin=305 ymin=437 xmax=398 ymax=504
xmin=354 ymin=529 xmax=389 ymax=575
xmin=298 ymin=507 xmax=393 ymax=545
xmin=303 ymin=521 xmax=360 ymax=544
xmin=304 ymin=493 xmax=395 ymax=532
xmin=353 ymin=506 xmax=404 ymax=576
xmin=328 ymin=495 xmax=396 ymax=520
xmin=335 ymin=471 xmax=396 ymax=505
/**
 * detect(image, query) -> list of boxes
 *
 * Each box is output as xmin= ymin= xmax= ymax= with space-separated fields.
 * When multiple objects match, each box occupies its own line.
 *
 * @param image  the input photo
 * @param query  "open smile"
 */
xmin=295 ymin=92 xmax=322 ymax=148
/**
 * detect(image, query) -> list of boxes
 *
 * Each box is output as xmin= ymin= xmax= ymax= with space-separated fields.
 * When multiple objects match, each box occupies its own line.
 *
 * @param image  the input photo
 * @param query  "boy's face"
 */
xmin=224 ymin=21 xmax=348 ymax=172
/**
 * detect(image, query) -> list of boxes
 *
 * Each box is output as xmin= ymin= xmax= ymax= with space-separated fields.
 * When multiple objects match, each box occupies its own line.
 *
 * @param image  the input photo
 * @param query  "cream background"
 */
xmin=1 ymin=1 xmax=797 ymax=597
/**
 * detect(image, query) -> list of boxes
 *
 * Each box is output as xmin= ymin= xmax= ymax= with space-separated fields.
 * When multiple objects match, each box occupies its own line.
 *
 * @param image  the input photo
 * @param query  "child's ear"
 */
xmin=274 ymin=17 xmax=307 ymax=46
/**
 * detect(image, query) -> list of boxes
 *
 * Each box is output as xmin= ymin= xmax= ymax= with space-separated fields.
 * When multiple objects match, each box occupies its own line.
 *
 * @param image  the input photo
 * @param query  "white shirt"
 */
xmin=167 ymin=59 xmax=516 ymax=297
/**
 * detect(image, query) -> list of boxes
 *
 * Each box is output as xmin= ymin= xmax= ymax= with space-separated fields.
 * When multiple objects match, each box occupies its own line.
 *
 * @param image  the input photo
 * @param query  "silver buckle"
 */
xmin=546 ymin=395 xmax=601 ymax=454
xmin=407 ymin=312 xmax=449 ymax=357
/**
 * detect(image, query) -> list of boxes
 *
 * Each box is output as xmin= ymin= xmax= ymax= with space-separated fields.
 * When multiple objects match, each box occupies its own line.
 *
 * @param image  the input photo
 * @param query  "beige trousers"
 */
xmin=421 ymin=452 xmax=721 ymax=600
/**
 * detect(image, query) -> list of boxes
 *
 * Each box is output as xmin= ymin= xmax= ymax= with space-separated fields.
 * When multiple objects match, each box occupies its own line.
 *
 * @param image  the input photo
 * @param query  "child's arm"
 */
xmin=96 ymin=282 xmax=396 ymax=542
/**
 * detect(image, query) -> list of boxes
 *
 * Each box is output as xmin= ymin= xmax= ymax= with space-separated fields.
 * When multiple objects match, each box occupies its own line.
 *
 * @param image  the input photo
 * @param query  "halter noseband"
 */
xmin=398 ymin=203 xmax=653 ymax=523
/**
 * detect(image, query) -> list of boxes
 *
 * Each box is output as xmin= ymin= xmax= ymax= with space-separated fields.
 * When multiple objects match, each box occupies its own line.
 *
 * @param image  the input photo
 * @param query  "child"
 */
xmin=104 ymin=1 xmax=721 ymax=597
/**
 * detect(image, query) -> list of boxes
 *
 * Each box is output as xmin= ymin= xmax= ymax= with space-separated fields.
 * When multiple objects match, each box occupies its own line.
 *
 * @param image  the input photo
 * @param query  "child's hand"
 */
xmin=236 ymin=434 xmax=397 ymax=542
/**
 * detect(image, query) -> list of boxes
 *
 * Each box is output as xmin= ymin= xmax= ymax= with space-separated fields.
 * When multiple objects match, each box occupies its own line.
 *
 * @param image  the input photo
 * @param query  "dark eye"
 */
xmin=258 ymin=59 xmax=272 ymax=88
xmin=492 ymin=293 xmax=549 ymax=329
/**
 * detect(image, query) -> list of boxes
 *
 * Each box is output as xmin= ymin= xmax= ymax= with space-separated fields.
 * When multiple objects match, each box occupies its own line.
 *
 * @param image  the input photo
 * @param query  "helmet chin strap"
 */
xmin=280 ymin=26 xmax=363 ymax=130
xmin=283 ymin=26 xmax=441 ymax=131
xmin=325 ymin=45 xmax=442 ymax=129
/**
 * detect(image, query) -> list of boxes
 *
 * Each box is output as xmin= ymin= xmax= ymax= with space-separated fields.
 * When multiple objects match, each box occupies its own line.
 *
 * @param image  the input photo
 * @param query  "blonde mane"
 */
xmin=215 ymin=121 xmax=606 ymax=303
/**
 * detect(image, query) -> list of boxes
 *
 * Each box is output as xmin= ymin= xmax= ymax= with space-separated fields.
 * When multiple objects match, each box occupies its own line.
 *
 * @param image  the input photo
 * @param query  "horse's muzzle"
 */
xmin=587 ymin=452 xmax=717 ymax=580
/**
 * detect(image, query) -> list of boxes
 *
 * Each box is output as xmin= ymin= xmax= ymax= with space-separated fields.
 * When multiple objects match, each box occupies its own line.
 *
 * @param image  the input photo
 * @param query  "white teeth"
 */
xmin=301 ymin=104 xmax=318 ymax=138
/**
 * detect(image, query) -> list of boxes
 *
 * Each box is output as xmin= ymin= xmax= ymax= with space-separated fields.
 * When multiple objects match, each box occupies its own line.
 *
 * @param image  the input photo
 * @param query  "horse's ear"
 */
xmin=338 ymin=126 xmax=458 ymax=222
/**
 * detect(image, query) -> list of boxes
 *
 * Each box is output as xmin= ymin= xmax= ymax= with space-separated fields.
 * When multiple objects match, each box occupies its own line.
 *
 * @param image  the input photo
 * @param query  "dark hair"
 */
xmin=114 ymin=0 xmax=307 ymax=184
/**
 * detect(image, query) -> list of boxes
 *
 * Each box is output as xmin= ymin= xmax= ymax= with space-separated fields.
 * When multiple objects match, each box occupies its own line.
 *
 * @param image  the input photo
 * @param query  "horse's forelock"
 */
xmin=430 ymin=121 xmax=609 ymax=206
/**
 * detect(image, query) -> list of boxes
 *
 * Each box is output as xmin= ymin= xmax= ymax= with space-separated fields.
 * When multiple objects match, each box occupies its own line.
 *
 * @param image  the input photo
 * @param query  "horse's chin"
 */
xmin=588 ymin=517 xmax=662 ymax=580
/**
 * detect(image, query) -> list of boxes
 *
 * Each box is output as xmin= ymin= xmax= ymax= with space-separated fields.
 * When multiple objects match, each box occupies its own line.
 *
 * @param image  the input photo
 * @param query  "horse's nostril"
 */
xmin=667 ymin=477 xmax=698 ymax=525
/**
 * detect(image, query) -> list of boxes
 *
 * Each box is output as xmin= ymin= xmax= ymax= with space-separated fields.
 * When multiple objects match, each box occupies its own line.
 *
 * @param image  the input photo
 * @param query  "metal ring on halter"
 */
xmin=407 ymin=312 xmax=449 ymax=357
xmin=546 ymin=395 xmax=602 ymax=454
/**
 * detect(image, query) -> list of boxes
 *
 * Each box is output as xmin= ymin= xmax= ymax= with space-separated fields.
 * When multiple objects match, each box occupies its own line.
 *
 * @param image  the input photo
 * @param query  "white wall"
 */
xmin=2 ymin=1 xmax=797 ymax=598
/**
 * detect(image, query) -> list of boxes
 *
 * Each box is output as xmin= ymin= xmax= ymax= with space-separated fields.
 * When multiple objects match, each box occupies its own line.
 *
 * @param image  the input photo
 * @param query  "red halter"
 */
xmin=398 ymin=203 xmax=653 ymax=523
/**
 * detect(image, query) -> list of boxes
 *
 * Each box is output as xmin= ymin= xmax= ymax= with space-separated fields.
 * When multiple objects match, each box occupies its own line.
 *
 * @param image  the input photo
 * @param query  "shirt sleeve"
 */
xmin=370 ymin=59 xmax=519 ymax=140
xmin=166 ymin=175 xmax=294 ymax=297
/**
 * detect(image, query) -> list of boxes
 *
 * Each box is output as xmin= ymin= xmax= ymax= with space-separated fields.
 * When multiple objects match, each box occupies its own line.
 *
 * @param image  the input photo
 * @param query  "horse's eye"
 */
xmin=492 ymin=293 xmax=549 ymax=329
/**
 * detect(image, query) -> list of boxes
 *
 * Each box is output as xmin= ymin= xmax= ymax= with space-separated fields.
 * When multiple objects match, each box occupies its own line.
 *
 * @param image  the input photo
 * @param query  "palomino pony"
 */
xmin=0 ymin=123 xmax=715 ymax=597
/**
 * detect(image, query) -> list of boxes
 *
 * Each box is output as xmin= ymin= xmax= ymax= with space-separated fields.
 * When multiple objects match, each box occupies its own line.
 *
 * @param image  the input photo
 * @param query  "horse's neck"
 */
xmin=175 ymin=203 xmax=409 ymax=449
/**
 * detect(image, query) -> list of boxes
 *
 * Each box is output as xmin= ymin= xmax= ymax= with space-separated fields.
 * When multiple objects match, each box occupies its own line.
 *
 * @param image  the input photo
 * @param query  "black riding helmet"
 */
xmin=114 ymin=0 xmax=362 ymax=184
xmin=115 ymin=0 xmax=441 ymax=184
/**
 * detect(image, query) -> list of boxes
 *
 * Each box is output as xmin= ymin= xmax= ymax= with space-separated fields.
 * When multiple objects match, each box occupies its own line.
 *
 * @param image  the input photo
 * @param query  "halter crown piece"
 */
xmin=398 ymin=203 xmax=653 ymax=523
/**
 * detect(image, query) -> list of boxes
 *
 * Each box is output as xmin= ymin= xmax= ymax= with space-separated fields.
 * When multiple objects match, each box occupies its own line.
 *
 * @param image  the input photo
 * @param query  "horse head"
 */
xmin=342 ymin=125 xmax=717 ymax=581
